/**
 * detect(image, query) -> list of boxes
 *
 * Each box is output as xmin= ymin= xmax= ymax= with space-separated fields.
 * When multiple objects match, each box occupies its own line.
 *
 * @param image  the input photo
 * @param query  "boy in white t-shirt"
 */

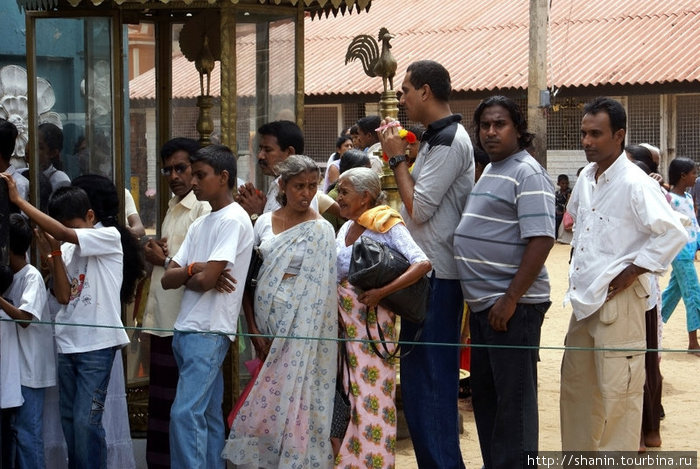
xmin=162 ymin=144 xmax=253 ymax=469
xmin=0 ymin=214 xmax=56 ymax=468
xmin=0 ymin=263 xmax=23 ymax=467
xmin=0 ymin=173 xmax=131 ymax=469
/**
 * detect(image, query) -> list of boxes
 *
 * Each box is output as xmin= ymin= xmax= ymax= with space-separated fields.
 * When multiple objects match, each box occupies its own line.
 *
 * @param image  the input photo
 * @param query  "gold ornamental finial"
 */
xmin=345 ymin=27 xmax=397 ymax=95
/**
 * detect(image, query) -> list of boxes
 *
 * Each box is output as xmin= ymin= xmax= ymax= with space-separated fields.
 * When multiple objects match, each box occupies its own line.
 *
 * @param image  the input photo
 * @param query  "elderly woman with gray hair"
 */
xmin=333 ymin=167 xmax=431 ymax=467
xmin=224 ymin=155 xmax=338 ymax=468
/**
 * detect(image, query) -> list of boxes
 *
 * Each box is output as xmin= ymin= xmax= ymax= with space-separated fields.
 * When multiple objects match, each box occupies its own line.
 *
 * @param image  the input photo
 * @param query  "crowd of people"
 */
xmin=0 ymin=58 xmax=697 ymax=469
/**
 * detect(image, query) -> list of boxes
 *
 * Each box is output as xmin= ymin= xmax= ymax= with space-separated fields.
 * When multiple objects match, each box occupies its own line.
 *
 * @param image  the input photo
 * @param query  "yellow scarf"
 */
xmin=357 ymin=205 xmax=404 ymax=233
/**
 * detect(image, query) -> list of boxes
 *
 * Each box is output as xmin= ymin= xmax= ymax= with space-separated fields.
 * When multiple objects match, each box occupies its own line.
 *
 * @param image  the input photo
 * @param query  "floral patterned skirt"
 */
xmin=336 ymin=280 xmax=397 ymax=469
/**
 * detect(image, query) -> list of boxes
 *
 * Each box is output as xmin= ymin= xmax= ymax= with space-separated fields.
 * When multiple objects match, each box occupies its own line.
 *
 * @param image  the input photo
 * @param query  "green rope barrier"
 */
xmin=0 ymin=317 xmax=691 ymax=354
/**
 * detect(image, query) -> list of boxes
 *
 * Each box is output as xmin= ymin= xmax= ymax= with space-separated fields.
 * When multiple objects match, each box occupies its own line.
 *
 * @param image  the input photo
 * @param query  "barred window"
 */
xmin=547 ymin=98 xmax=586 ymax=150
xmin=677 ymin=94 xmax=700 ymax=162
xmin=628 ymin=95 xmax=660 ymax=148
xmin=303 ymin=105 xmax=341 ymax=164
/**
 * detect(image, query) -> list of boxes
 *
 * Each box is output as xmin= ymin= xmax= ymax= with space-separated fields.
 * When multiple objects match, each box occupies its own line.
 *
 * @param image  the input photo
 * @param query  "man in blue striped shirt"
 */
xmin=453 ymin=96 xmax=555 ymax=468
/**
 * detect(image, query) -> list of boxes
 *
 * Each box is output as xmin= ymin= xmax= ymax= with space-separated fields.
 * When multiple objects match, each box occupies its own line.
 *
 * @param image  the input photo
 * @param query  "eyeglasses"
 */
xmin=160 ymin=164 xmax=190 ymax=176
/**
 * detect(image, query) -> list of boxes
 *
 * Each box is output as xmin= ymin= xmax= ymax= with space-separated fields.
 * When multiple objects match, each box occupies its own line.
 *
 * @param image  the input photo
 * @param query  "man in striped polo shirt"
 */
xmin=453 ymin=96 xmax=555 ymax=468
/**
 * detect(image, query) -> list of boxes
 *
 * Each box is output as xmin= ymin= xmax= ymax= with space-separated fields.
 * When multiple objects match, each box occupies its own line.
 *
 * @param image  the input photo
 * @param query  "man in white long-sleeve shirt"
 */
xmin=560 ymin=97 xmax=687 ymax=452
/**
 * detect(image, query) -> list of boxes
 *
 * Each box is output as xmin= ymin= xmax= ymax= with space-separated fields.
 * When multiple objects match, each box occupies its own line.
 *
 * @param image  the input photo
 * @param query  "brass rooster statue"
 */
xmin=196 ymin=35 xmax=215 ymax=96
xmin=179 ymin=11 xmax=221 ymax=97
xmin=345 ymin=28 xmax=397 ymax=93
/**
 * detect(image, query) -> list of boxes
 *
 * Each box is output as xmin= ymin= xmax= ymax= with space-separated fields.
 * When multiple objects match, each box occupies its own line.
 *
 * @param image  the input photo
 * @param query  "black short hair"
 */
xmin=0 ymin=119 xmax=18 ymax=162
xmin=356 ymin=116 xmax=381 ymax=137
xmin=349 ymin=125 xmax=359 ymax=136
xmin=473 ymin=96 xmax=535 ymax=151
xmin=557 ymin=174 xmax=570 ymax=183
xmin=584 ymin=97 xmax=627 ymax=151
xmin=39 ymin=123 xmax=64 ymax=170
xmin=39 ymin=123 xmax=63 ymax=152
xmin=668 ymin=157 xmax=696 ymax=186
xmin=336 ymin=135 xmax=352 ymax=150
xmin=632 ymin=160 xmax=651 ymax=175
xmin=48 ymin=185 xmax=91 ymax=223
xmin=190 ymin=144 xmax=238 ymax=189
xmin=258 ymin=120 xmax=304 ymax=154
xmin=406 ymin=60 xmax=452 ymax=102
xmin=160 ymin=137 xmax=200 ymax=164
xmin=339 ymin=149 xmax=371 ymax=174
xmin=625 ymin=145 xmax=657 ymax=173
xmin=9 ymin=213 xmax=32 ymax=255
xmin=72 ymin=174 xmax=120 ymax=225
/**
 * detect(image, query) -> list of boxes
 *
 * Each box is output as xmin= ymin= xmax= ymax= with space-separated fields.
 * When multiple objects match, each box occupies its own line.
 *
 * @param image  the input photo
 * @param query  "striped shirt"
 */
xmin=453 ymin=149 xmax=555 ymax=312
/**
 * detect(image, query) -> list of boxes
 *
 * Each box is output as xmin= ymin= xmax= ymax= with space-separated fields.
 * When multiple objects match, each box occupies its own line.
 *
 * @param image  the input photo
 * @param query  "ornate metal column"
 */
xmin=180 ymin=11 xmax=221 ymax=146
xmin=345 ymin=28 xmax=401 ymax=210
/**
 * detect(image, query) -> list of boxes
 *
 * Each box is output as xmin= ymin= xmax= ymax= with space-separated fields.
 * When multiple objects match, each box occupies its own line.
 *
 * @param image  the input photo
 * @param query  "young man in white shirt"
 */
xmin=0 ymin=214 xmax=56 ymax=468
xmin=561 ymin=97 xmax=687 ymax=451
xmin=162 ymin=144 xmax=253 ymax=469
xmin=142 ymin=137 xmax=211 ymax=468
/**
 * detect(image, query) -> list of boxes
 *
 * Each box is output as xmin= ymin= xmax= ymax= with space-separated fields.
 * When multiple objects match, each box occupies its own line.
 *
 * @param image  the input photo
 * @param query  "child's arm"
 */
xmin=186 ymin=261 xmax=230 ymax=292
xmin=36 ymin=230 xmax=71 ymax=305
xmin=0 ymin=173 xmax=79 ymax=245
xmin=161 ymin=260 xmax=231 ymax=292
xmin=0 ymin=297 xmax=33 ymax=327
xmin=161 ymin=261 xmax=189 ymax=290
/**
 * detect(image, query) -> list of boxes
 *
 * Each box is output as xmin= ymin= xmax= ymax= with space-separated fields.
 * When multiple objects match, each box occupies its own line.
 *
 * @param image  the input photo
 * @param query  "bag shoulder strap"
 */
xmin=365 ymin=307 xmax=421 ymax=361
xmin=337 ymin=335 xmax=351 ymax=398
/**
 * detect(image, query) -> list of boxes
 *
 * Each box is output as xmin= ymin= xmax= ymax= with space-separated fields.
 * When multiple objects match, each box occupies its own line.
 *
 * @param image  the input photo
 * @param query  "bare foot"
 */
xmin=639 ymin=432 xmax=647 ymax=453
xmin=644 ymin=430 xmax=662 ymax=447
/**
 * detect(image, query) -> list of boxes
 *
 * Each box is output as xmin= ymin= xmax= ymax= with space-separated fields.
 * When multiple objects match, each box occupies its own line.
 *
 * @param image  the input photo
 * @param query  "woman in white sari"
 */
xmin=223 ymin=155 xmax=338 ymax=468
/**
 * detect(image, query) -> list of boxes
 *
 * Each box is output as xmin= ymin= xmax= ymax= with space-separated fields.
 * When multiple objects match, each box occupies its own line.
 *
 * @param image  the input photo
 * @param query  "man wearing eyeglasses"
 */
xmin=141 ymin=137 xmax=211 ymax=469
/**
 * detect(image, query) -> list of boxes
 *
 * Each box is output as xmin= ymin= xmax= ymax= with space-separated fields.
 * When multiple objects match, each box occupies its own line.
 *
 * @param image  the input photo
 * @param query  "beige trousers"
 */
xmin=560 ymin=280 xmax=648 ymax=451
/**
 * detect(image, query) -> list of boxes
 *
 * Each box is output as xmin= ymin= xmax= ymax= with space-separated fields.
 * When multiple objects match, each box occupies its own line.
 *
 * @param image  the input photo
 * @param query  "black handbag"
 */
xmin=245 ymin=247 xmax=263 ymax=291
xmin=348 ymin=236 xmax=429 ymax=324
xmin=330 ymin=340 xmax=351 ymax=440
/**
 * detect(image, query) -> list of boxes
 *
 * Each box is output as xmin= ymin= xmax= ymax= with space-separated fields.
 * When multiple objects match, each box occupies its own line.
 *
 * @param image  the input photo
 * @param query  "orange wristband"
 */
xmin=187 ymin=263 xmax=195 ymax=277
xmin=50 ymin=250 xmax=62 ymax=257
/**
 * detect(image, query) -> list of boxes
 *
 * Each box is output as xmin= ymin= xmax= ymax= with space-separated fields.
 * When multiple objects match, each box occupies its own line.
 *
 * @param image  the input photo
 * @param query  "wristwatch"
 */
xmin=388 ymin=154 xmax=407 ymax=170
xmin=250 ymin=213 xmax=259 ymax=223
xmin=163 ymin=256 xmax=172 ymax=269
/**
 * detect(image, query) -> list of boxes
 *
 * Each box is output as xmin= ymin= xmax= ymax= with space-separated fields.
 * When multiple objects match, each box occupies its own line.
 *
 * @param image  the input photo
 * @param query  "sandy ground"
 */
xmin=395 ymin=243 xmax=700 ymax=468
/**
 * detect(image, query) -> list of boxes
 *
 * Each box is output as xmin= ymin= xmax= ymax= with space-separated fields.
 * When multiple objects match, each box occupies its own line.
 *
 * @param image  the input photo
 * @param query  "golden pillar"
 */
xmin=379 ymin=90 xmax=401 ymax=211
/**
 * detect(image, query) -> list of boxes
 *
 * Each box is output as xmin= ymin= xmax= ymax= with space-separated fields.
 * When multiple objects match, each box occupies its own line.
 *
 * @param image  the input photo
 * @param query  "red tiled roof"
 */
xmin=305 ymin=0 xmax=700 ymax=95
xmin=129 ymin=0 xmax=700 ymax=99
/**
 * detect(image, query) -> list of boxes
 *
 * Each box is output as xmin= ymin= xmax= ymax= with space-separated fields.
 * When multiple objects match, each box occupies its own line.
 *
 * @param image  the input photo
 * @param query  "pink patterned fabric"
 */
xmin=335 ymin=280 xmax=397 ymax=469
